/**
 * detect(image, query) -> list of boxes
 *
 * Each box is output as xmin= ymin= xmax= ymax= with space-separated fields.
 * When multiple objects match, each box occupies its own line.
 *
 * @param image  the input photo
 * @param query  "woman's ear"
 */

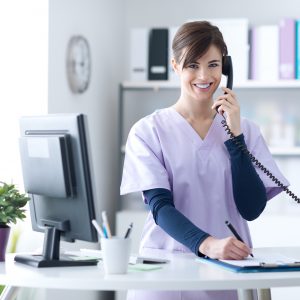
xmin=171 ymin=58 xmax=180 ymax=75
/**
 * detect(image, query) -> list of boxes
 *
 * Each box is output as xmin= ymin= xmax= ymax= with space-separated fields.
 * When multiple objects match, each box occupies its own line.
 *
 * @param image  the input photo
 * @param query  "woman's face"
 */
xmin=173 ymin=44 xmax=222 ymax=104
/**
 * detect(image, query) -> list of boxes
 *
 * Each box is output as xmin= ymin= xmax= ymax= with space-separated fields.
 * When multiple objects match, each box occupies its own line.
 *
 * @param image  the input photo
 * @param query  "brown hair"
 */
xmin=172 ymin=21 xmax=228 ymax=69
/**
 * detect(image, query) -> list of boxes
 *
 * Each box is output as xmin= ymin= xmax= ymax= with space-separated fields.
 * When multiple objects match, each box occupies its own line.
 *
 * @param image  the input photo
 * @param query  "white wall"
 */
xmin=125 ymin=0 xmax=299 ymax=26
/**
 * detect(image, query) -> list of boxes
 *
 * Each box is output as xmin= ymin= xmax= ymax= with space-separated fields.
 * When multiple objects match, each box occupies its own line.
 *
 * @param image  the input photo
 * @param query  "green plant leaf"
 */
xmin=0 ymin=182 xmax=30 ymax=225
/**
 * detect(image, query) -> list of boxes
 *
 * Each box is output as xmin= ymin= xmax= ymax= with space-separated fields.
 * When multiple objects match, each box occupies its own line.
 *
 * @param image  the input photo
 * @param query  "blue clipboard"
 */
xmin=198 ymin=257 xmax=300 ymax=273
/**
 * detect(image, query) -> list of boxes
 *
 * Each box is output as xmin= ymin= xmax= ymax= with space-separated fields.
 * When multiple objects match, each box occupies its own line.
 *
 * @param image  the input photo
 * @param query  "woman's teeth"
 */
xmin=195 ymin=83 xmax=210 ymax=88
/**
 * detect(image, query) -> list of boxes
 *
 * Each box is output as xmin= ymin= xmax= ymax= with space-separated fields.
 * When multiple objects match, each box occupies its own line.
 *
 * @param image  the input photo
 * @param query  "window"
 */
xmin=0 ymin=0 xmax=48 ymax=188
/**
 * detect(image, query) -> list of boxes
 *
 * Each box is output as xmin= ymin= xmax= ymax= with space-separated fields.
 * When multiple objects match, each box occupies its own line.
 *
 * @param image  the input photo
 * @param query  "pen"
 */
xmin=102 ymin=211 xmax=112 ymax=238
xmin=225 ymin=220 xmax=254 ymax=258
xmin=91 ymin=219 xmax=106 ymax=239
xmin=124 ymin=222 xmax=133 ymax=239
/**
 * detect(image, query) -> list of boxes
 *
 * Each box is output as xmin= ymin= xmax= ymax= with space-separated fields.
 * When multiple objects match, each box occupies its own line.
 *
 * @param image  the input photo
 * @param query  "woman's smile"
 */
xmin=192 ymin=82 xmax=213 ymax=91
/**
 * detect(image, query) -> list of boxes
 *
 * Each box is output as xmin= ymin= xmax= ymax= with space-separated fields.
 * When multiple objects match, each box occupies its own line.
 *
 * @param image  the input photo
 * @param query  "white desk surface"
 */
xmin=2 ymin=247 xmax=300 ymax=291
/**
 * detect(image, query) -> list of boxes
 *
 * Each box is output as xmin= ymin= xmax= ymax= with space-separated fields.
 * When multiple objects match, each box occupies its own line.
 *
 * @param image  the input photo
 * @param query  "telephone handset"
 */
xmin=219 ymin=56 xmax=300 ymax=203
xmin=222 ymin=56 xmax=233 ymax=90
xmin=215 ymin=56 xmax=233 ymax=113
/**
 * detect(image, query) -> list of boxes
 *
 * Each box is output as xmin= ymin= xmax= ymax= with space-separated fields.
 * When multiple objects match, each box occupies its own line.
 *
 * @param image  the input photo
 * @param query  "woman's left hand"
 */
xmin=211 ymin=87 xmax=241 ymax=136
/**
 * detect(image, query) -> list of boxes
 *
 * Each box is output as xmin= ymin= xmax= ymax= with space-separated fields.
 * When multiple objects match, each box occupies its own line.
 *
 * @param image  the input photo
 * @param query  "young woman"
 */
xmin=121 ymin=21 xmax=289 ymax=300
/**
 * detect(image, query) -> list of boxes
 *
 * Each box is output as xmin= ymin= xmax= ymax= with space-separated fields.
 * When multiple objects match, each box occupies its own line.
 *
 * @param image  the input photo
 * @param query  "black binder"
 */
xmin=148 ymin=28 xmax=168 ymax=80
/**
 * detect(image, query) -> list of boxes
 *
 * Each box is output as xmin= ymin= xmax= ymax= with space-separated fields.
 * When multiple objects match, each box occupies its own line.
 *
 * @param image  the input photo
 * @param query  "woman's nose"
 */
xmin=196 ymin=68 xmax=209 ymax=80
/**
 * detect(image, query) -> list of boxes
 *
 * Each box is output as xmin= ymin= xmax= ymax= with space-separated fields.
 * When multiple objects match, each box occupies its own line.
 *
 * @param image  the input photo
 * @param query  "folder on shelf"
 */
xmin=251 ymin=25 xmax=279 ymax=81
xmin=148 ymin=28 xmax=168 ymax=80
xmin=129 ymin=28 xmax=148 ymax=81
xmin=198 ymin=253 xmax=300 ymax=273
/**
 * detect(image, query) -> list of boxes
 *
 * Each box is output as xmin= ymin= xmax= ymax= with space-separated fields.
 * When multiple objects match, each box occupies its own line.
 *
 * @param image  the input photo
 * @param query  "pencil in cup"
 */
xmin=102 ymin=211 xmax=112 ymax=238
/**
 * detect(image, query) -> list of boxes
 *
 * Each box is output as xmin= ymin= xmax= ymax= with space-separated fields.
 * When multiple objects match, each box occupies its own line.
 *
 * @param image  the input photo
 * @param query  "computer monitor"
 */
xmin=15 ymin=113 xmax=98 ymax=268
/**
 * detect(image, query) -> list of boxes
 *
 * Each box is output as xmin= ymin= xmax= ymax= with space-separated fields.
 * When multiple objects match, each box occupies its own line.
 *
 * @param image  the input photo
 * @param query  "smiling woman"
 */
xmin=0 ymin=0 xmax=48 ymax=187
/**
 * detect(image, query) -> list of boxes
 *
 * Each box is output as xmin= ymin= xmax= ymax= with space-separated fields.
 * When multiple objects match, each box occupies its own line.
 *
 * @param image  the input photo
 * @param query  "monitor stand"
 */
xmin=14 ymin=220 xmax=98 ymax=268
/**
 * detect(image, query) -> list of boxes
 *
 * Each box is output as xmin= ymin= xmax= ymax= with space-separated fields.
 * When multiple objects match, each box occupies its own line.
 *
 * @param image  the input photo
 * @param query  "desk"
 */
xmin=1 ymin=247 xmax=300 ymax=300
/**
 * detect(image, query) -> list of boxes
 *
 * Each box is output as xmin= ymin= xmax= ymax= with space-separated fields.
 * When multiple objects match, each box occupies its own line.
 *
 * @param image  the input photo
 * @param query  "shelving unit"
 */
xmin=269 ymin=147 xmax=300 ymax=156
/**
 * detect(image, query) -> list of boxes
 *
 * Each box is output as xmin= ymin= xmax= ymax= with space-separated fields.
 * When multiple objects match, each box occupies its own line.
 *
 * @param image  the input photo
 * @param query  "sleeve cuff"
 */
xmin=224 ymin=133 xmax=246 ymax=155
xmin=195 ymin=233 xmax=210 ymax=257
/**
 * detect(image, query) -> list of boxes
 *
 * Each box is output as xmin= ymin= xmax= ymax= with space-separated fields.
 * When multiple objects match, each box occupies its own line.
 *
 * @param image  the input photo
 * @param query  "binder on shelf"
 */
xmin=198 ymin=253 xmax=300 ymax=273
xmin=279 ymin=18 xmax=295 ymax=79
xmin=129 ymin=28 xmax=148 ymax=81
xmin=148 ymin=28 xmax=168 ymax=80
xmin=296 ymin=20 xmax=300 ymax=79
xmin=251 ymin=25 xmax=279 ymax=81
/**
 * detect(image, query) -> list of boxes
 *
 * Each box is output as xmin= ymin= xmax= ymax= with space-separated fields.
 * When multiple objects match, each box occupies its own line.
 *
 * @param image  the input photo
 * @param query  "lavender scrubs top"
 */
xmin=120 ymin=107 xmax=289 ymax=300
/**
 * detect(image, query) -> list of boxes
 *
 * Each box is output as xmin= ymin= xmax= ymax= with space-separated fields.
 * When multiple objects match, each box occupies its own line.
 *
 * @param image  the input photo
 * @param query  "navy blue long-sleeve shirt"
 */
xmin=143 ymin=134 xmax=267 ymax=256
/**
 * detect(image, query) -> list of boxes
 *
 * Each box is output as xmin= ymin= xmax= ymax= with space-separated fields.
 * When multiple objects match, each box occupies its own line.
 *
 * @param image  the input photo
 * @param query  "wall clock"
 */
xmin=66 ymin=35 xmax=91 ymax=94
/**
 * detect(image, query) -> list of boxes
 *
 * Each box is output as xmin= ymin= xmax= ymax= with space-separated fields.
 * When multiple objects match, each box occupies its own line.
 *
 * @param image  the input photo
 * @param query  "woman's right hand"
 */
xmin=199 ymin=236 xmax=251 ymax=260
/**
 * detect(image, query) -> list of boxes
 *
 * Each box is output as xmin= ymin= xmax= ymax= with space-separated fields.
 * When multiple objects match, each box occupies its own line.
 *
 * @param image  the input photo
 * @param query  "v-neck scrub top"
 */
xmin=120 ymin=107 xmax=289 ymax=299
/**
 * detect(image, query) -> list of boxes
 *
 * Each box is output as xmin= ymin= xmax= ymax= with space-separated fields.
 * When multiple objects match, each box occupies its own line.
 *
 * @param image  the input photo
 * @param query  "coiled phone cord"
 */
xmin=221 ymin=116 xmax=300 ymax=203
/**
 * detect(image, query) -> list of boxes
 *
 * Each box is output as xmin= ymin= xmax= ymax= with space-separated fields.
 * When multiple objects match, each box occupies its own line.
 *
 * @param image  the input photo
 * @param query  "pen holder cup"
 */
xmin=100 ymin=237 xmax=131 ymax=274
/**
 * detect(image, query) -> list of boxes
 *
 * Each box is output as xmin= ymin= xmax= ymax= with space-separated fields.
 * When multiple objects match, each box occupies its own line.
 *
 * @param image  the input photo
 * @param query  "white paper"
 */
xmin=220 ymin=253 xmax=299 ymax=267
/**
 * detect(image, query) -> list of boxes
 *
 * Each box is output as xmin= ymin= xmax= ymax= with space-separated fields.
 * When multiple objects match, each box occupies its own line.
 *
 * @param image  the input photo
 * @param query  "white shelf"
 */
xmin=269 ymin=147 xmax=300 ymax=156
xmin=121 ymin=145 xmax=300 ymax=156
xmin=122 ymin=81 xmax=180 ymax=89
xmin=236 ymin=80 xmax=300 ymax=88
xmin=122 ymin=80 xmax=300 ymax=89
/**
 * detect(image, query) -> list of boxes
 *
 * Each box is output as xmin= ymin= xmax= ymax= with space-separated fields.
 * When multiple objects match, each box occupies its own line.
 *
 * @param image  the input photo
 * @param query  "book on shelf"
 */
xmin=279 ymin=18 xmax=295 ymax=79
xmin=251 ymin=25 xmax=279 ymax=81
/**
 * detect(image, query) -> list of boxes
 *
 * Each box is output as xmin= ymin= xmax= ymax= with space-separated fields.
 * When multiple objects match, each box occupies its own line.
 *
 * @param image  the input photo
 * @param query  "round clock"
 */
xmin=66 ymin=35 xmax=91 ymax=94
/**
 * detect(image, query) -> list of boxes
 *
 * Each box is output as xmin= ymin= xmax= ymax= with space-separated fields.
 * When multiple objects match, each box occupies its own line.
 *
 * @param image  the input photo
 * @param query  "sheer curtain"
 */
xmin=0 ymin=0 xmax=48 ymax=188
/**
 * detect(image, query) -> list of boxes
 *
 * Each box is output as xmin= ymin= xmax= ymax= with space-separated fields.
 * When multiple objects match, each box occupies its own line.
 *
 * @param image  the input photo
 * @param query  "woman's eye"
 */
xmin=209 ymin=63 xmax=219 ymax=68
xmin=188 ymin=64 xmax=198 ymax=69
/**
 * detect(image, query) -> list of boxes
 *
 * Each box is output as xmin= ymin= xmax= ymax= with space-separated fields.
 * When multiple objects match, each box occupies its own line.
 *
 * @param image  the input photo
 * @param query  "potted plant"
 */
xmin=0 ymin=181 xmax=30 ymax=261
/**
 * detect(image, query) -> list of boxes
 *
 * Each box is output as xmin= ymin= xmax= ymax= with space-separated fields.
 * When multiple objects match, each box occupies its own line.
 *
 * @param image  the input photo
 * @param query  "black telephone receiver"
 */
xmin=215 ymin=56 xmax=233 ymax=113
xmin=222 ymin=55 xmax=233 ymax=90
xmin=219 ymin=56 xmax=300 ymax=203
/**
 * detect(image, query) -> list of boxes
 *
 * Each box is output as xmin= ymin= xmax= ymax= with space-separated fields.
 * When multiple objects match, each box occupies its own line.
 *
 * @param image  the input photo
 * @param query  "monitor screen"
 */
xmin=15 ymin=113 xmax=98 ymax=268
